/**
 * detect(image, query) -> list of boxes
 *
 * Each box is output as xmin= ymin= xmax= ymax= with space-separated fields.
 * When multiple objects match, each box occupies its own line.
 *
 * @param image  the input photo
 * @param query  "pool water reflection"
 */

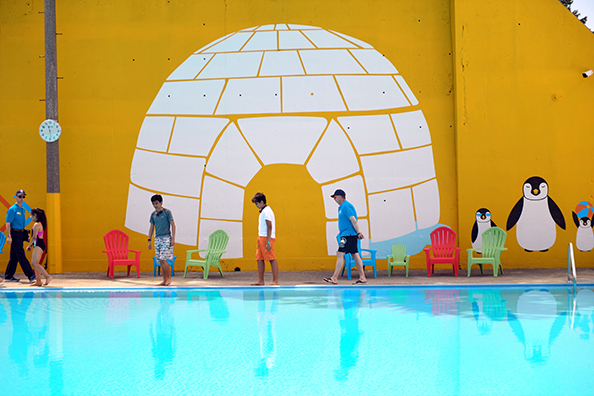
xmin=0 ymin=286 xmax=593 ymax=396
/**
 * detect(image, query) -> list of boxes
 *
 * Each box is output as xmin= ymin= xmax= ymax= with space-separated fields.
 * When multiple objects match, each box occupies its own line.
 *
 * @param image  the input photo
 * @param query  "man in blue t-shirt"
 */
xmin=148 ymin=194 xmax=176 ymax=286
xmin=323 ymin=189 xmax=368 ymax=285
xmin=3 ymin=189 xmax=35 ymax=282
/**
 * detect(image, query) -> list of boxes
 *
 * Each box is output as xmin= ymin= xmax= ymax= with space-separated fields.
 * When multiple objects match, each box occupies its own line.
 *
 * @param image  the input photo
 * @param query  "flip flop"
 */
xmin=323 ymin=278 xmax=337 ymax=285
xmin=353 ymin=280 xmax=367 ymax=285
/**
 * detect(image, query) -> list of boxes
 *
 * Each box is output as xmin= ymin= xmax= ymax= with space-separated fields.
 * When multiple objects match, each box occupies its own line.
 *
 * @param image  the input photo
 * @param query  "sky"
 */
xmin=572 ymin=0 xmax=594 ymax=29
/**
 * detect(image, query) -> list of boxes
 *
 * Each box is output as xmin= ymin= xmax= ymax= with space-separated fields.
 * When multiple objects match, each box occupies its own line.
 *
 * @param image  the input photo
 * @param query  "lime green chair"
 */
xmin=386 ymin=244 xmax=410 ymax=277
xmin=184 ymin=229 xmax=229 ymax=279
xmin=467 ymin=227 xmax=507 ymax=277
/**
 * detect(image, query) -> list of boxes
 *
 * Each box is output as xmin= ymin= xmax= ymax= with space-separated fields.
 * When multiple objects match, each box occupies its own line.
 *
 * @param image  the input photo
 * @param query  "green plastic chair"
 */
xmin=184 ymin=229 xmax=229 ymax=279
xmin=386 ymin=244 xmax=410 ymax=277
xmin=467 ymin=227 xmax=507 ymax=277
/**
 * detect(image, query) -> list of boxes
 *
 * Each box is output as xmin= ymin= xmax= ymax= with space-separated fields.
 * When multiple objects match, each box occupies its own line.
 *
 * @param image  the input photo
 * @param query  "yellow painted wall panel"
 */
xmin=17 ymin=0 xmax=594 ymax=274
xmin=452 ymin=0 xmax=594 ymax=268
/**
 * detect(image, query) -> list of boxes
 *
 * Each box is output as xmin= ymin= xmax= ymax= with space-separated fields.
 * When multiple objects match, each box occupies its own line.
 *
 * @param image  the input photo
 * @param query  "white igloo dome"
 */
xmin=125 ymin=24 xmax=440 ymax=257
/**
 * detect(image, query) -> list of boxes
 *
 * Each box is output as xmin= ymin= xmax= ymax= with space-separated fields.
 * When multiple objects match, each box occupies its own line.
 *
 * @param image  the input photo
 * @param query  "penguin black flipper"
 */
xmin=471 ymin=222 xmax=478 ymax=243
xmin=491 ymin=220 xmax=497 ymax=228
xmin=507 ymin=198 xmax=523 ymax=231
xmin=548 ymin=197 xmax=566 ymax=230
xmin=572 ymin=211 xmax=580 ymax=228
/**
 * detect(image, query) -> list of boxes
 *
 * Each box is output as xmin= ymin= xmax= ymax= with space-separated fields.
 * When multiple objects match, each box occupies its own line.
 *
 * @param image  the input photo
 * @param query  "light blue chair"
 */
xmin=0 ymin=232 xmax=6 ymax=254
xmin=338 ymin=236 xmax=377 ymax=280
xmin=153 ymin=256 xmax=177 ymax=277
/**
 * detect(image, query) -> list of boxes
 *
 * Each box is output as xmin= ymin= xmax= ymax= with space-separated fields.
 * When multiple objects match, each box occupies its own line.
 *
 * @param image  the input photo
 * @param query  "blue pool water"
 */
xmin=1 ymin=285 xmax=593 ymax=395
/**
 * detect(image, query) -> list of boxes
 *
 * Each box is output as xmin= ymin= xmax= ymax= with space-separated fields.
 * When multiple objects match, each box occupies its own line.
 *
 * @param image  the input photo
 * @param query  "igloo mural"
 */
xmin=124 ymin=24 xmax=441 ymax=258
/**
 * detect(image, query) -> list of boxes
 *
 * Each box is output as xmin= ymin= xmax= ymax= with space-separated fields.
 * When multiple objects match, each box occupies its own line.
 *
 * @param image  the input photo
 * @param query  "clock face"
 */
xmin=39 ymin=119 xmax=61 ymax=142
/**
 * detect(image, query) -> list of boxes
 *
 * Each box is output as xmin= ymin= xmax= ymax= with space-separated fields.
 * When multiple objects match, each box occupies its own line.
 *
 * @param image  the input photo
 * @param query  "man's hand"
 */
xmin=148 ymin=241 xmax=152 ymax=250
xmin=266 ymin=241 xmax=271 ymax=251
xmin=6 ymin=236 xmax=12 ymax=244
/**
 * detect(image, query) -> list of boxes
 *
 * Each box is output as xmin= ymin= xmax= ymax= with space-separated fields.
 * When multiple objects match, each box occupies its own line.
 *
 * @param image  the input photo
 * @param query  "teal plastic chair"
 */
xmin=338 ymin=236 xmax=377 ymax=280
xmin=467 ymin=227 xmax=507 ymax=277
xmin=153 ymin=256 xmax=177 ymax=277
xmin=386 ymin=244 xmax=410 ymax=277
xmin=0 ymin=232 xmax=6 ymax=254
xmin=184 ymin=229 xmax=229 ymax=279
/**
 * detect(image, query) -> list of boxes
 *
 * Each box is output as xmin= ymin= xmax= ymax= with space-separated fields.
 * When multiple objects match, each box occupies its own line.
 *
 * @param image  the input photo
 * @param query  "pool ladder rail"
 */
xmin=568 ymin=243 xmax=578 ymax=329
xmin=567 ymin=243 xmax=577 ymax=289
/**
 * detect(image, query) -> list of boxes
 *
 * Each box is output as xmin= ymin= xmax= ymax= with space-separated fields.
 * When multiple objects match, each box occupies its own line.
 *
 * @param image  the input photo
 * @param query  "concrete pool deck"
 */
xmin=1 ymin=267 xmax=593 ymax=289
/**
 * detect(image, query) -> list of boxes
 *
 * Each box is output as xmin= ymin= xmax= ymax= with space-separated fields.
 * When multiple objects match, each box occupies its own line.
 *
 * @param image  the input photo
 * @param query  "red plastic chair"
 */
xmin=423 ymin=226 xmax=461 ymax=277
xmin=102 ymin=230 xmax=141 ymax=279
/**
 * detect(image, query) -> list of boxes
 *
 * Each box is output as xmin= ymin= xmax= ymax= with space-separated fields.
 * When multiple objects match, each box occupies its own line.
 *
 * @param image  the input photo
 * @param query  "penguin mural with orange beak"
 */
xmin=506 ymin=176 xmax=566 ymax=252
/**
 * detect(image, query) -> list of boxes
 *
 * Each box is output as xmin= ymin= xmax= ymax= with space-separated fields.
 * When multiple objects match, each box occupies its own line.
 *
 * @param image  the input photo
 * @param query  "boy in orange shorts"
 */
xmin=251 ymin=192 xmax=279 ymax=285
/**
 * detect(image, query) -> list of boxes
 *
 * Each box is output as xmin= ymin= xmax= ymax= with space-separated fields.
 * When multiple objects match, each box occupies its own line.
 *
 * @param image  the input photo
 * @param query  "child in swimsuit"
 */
xmin=26 ymin=208 xmax=53 ymax=286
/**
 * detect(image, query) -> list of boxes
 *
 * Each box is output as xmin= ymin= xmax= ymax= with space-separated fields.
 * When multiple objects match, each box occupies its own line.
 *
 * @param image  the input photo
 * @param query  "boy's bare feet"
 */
xmin=250 ymin=282 xmax=264 ymax=286
xmin=43 ymin=276 xmax=54 ymax=286
xmin=156 ymin=281 xmax=166 ymax=286
xmin=30 ymin=282 xmax=43 ymax=287
xmin=267 ymin=282 xmax=280 ymax=286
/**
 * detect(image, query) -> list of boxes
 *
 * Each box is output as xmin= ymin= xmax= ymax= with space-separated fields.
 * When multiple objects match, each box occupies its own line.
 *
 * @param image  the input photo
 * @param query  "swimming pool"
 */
xmin=1 ymin=285 xmax=593 ymax=395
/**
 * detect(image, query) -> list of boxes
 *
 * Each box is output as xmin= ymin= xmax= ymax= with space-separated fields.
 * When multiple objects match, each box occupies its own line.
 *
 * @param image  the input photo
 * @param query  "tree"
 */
xmin=559 ymin=0 xmax=588 ymax=25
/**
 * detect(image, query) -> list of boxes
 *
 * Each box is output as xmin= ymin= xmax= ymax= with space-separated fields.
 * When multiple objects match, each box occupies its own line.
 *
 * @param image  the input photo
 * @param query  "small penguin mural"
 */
xmin=471 ymin=208 xmax=497 ymax=253
xmin=506 ymin=176 xmax=566 ymax=252
xmin=572 ymin=201 xmax=594 ymax=252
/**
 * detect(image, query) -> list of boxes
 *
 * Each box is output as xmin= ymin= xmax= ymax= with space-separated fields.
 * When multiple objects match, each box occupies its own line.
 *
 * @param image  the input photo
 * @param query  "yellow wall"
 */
xmin=1 ymin=0 xmax=592 ymax=273
xmin=452 ymin=0 xmax=594 ymax=268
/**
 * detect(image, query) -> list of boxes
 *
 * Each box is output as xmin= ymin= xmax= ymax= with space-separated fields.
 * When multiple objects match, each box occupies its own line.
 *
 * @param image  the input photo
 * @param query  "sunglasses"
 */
xmin=17 ymin=195 xmax=25 ymax=198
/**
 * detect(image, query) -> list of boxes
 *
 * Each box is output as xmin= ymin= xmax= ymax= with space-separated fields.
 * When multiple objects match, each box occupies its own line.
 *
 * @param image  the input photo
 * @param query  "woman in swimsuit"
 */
xmin=26 ymin=208 xmax=53 ymax=286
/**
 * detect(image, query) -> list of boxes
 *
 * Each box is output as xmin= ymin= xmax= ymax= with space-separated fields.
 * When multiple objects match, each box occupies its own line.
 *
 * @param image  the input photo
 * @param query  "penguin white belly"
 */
xmin=472 ymin=223 xmax=491 ymax=252
xmin=576 ymin=227 xmax=594 ymax=252
xmin=516 ymin=198 xmax=556 ymax=251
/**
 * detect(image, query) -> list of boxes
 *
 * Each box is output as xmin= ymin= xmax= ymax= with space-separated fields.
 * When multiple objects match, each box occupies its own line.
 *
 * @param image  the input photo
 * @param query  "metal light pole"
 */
xmin=44 ymin=0 xmax=62 ymax=273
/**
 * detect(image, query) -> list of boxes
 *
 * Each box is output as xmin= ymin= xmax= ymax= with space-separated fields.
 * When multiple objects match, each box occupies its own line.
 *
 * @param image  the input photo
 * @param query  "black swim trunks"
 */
xmin=338 ymin=235 xmax=358 ymax=254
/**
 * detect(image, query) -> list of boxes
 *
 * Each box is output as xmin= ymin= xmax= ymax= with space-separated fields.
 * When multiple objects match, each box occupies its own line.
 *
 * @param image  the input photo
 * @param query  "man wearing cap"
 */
xmin=323 ymin=189 xmax=368 ymax=285
xmin=4 ymin=190 xmax=36 ymax=282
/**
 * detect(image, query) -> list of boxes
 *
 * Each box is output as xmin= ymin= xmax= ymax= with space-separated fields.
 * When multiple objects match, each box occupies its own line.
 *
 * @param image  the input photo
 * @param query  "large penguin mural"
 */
xmin=506 ymin=176 xmax=565 ymax=252
xmin=471 ymin=208 xmax=496 ymax=253
xmin=572 ymin=201 xmax=594 ymax=252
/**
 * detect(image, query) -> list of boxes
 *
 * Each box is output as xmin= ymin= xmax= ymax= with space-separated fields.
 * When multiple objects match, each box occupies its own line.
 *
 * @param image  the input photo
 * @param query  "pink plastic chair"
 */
xmin=102 ymin=230 xmax=141 ymax=279
xmin=423 ymin=226 xmax=461 ymax=277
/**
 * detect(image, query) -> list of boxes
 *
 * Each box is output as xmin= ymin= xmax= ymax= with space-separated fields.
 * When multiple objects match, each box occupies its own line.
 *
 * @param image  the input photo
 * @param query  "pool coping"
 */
xmin=2 ymin=282 xmax=594 ymax=293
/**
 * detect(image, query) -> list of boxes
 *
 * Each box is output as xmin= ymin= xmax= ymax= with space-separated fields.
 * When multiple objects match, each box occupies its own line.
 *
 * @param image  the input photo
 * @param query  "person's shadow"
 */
xmin=150 ymin=291 xmax=177 ymax=380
